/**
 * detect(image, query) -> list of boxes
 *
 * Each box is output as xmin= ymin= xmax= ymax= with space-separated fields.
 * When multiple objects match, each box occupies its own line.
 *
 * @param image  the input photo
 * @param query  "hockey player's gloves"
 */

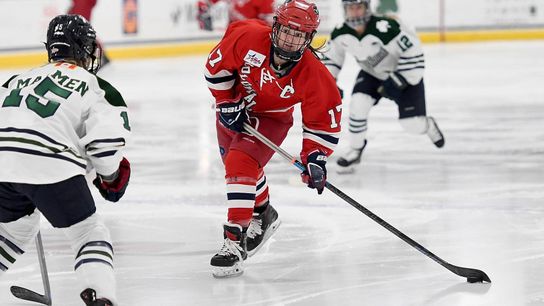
xmin=216 ymin=95 xmax=248 ymax=133
xmin=197 ymin=0 xmax=213 ymax=31
xmin=93 ymin=157 xmax=131 ymax=203
xmin=378 ymin=72 xmax=408 ymax=101
xmin=301 ymin=151 xmax=327 ymax=195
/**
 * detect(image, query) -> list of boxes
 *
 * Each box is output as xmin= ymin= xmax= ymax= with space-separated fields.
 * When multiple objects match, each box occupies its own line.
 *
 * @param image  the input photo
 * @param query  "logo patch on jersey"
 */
xmin=359 ymin=47 xmax=389 ymax=69
xmin=244 ymin=50 xmax=266 ymax=67
xmin=260 ymin=68 xmax=275 ymax=89
xmin=376 ymin=20 xmax=391 ymax=33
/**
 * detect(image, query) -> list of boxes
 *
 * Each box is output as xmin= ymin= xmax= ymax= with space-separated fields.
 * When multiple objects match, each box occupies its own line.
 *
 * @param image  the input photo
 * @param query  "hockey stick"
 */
xmin=243 ymin=123 xmax=491 ymax=283
xmin=10 ymin=231 xmax=52 ymax=305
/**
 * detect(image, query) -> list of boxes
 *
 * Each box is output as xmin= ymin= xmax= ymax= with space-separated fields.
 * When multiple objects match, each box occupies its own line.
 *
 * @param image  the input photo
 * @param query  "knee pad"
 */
xmin=62 ymin=214 xmax=111 ymax=254
xmin=399 ymin=116 xmax=428 ymax=134
xmin=349 ymin=93 xmax=375 ymax=120
xmin=224 ymin=149 xmax=259 ymax=180
xmin=0 ymin=211 xmax=40 ymax=271
xmin=0 ymin=211 xmax=40 ymax=248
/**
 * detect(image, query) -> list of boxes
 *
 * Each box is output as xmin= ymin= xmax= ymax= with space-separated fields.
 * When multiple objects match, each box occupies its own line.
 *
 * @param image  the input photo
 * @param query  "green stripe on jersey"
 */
xmin=0 ymin=136 xmax=83 ymax=159
xmin=0 ymin=246 xmax=16 ymax=264
xmin=96 ymin=76 xmax=127 ymax=107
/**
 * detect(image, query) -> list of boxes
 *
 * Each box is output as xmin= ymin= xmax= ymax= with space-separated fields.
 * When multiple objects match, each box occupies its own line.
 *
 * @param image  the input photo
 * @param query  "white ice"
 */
xmin=1 ymin=40 xmax=543 ymax=306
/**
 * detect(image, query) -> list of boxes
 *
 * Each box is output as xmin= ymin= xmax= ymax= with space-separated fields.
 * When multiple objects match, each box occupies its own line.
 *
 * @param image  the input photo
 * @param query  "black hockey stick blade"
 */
xmin=242 ymin=123 xmax=492 ymax=284
xmin=326 ymin=181 xmax=492 ymax=283
xmin=10 ymin=285 xmax=52 ymax=305
xmin=447 ymin=264 xmax=491 ymax=283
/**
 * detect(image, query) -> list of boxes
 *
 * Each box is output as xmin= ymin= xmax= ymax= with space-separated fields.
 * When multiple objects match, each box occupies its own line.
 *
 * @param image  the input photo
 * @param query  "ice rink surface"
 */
xmin=1 ymin=40 xmax=543 ymax=306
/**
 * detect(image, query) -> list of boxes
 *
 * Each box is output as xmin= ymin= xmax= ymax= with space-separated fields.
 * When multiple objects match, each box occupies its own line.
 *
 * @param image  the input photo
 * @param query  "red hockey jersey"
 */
xmin=205 ymin=20 xmax=342 ymax=160
xmin=209 ymin=0 xmax=275 ymax=24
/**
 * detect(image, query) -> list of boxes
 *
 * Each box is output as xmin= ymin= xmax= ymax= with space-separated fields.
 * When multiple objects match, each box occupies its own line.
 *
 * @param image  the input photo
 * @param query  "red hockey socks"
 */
xmin=224 ymin=150 xmax=259 ymax=227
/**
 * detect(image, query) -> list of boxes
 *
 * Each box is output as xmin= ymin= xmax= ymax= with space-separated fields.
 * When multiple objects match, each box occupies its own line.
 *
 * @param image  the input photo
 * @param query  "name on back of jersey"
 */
xmin=16 ymin=69 xmax=89 ymax=97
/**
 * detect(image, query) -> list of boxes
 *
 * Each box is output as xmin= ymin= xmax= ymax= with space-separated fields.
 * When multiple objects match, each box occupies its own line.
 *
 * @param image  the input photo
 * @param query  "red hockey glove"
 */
xmin=93 ymin=157 xmax=131 ymax=203
xmin=378 ymin=71 xmax=408 ymax=101
xmin=216 ymin=95 xmax=248 ymax=133
xmin=197 ymin=0 xmax=213 ymax=31
xmin=301 ymin=151 xmax=327 ymax=195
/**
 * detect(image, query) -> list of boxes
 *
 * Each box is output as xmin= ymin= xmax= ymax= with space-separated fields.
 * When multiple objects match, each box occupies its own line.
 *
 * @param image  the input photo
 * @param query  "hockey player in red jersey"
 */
xmin=68 ymin=0 xmax=97 ymax=20
xmin=205 ymin=0 xmax=342 ymax=278
xmin=68 ymin=0 xmax=111 ymax=67
xmin=196 ymin=0 xmax=275 ymax=31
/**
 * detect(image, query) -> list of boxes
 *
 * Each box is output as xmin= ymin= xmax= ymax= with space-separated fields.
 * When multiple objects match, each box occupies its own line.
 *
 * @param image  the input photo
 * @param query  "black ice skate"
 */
xmin=246 ymin=202 xmax=281 ymax=257
xmin=336 ymin=140 xmax=367 ymax=173
xmin=80 ymin=288 xmax=113 ymax=306
xmin=426 ymin=117 xmax=445 ymax=148
xmin=210 ymin=223 xmax=247 ymax=278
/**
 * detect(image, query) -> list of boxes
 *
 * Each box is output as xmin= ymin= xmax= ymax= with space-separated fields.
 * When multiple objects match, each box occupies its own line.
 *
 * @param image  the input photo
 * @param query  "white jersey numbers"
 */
xmin=328 ymin=105 xmax=342 ymax=129
xmin=208 ymin=48 xmax=223 ymax=68
xmin=120 ymin=111 xmax=131 ymax=131
xmin=2 ymin=77 xmax=72 ymax=118
xmin=398 ymin=35 xmax=413 ymax=52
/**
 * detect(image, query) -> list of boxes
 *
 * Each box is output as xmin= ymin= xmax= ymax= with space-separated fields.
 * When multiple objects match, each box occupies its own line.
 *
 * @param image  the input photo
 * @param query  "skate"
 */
xmin=426 ymin=117 xmax=445 ymax=148
xmin=210 ymin=223 xmax=247 ymax=278
xmin=246 ymin=202 xmax=281 ymax=257
xmin=336 ymin=140 xmax=367 ymax=174
xmin=80 ymin=288 xmax=113 ymax=306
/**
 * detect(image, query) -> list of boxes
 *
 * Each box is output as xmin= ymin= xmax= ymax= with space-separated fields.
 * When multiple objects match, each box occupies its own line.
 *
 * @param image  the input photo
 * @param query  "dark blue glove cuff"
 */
xmin=303 ymin=151 xmax=327 ymax=194
xmin=217 ymin=100 xmax=247 ymax=132
xmin=306 ymin=151 xmax=327 ymax=175
xmin=380 ymin=72 xmax=408 ymax=101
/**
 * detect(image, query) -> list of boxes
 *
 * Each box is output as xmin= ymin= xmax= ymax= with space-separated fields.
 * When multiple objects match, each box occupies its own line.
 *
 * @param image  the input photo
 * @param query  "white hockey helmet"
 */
xmin=342 ymin=0 xmax=371 ymax=28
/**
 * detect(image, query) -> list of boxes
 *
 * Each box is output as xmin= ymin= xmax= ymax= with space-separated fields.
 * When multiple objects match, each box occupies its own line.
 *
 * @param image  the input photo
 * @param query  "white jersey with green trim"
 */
xmin=322 ymin=15 xmax=425 ymax=85
xmin=0 ymin=62 xmax=131 ymax=184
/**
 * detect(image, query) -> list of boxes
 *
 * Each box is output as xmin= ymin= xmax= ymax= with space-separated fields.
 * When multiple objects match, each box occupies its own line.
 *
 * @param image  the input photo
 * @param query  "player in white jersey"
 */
xmin=0 ymin=15 xmax=131 ymax=306
xmin=322 ymin=0 xmax=445 ymax=172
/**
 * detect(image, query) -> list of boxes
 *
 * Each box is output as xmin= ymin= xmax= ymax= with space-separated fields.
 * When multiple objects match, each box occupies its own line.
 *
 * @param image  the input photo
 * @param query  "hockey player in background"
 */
xmin=205 ymin=0 xmax=342 ymax=277
xmin=322 ymin=0 xmax=445 ymax=173
xmin=69 ymin=0 xmax=111 ymax=67
xmin=0 ymin=15 xmax=131 ymax=305
xmin=196 ymin=0 xmax=275 ymax=31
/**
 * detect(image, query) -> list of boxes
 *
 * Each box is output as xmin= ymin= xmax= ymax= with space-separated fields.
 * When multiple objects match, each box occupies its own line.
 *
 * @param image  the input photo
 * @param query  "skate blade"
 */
xmin=212 ymin=262 xmax=244 ymax=278
xmin=336 ymin=165 xmax=356 ymax=174
xmin=247 ymin=219 xmax=281 ymax=257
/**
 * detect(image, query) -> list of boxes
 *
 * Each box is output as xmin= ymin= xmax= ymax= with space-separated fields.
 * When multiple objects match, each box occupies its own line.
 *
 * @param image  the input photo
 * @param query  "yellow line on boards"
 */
xmin=1 ymin=29 xmax=543 ymax=70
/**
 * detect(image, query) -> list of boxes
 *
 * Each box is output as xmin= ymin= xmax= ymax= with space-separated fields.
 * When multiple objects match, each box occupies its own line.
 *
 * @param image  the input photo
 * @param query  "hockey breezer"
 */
xmin=243 ymin=123 xmax=491 ymax=284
